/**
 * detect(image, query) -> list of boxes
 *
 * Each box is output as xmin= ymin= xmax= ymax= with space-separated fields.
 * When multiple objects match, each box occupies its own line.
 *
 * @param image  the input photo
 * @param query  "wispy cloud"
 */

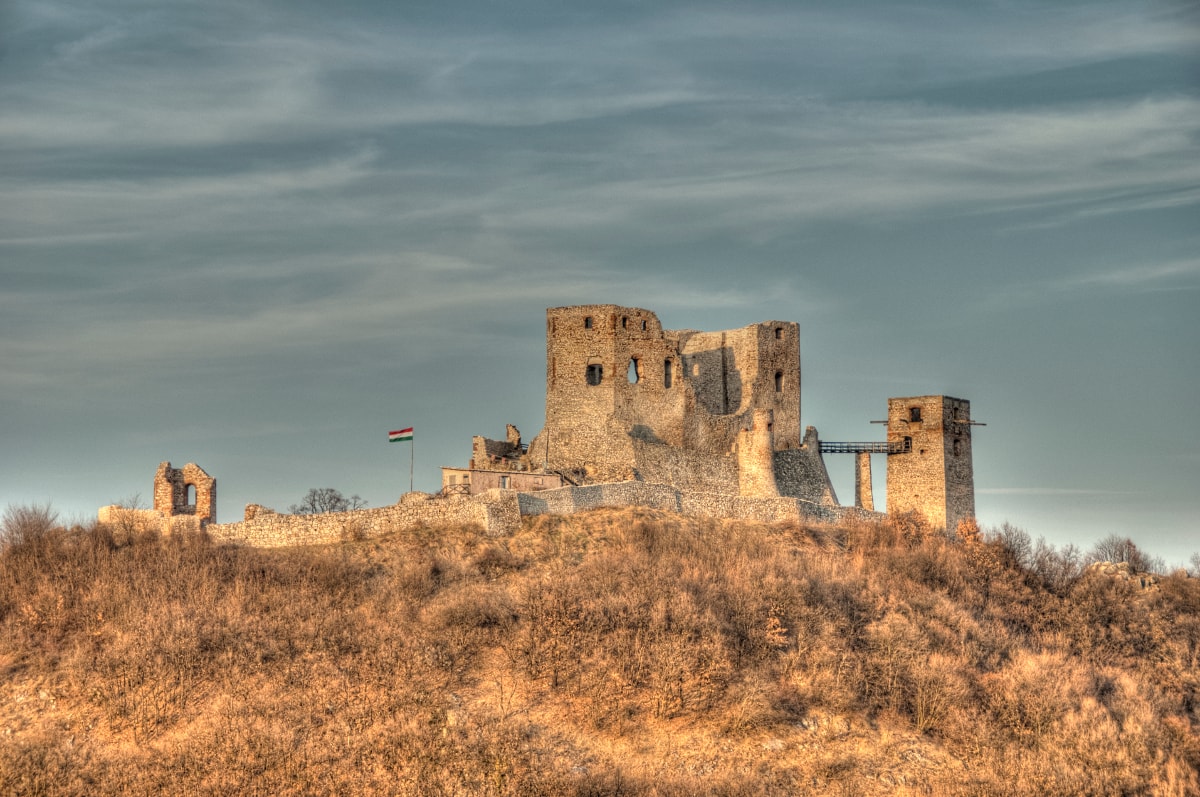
xmin=1063 ymin=259 xmax=1200 ymax=289
xmin=971 ymin=256 xmax=1200 ymax=313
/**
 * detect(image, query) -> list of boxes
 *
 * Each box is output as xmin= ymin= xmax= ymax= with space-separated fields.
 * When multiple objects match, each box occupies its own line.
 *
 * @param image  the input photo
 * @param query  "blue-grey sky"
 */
xmin=2 ymin=0 xmax=1198 ymax=564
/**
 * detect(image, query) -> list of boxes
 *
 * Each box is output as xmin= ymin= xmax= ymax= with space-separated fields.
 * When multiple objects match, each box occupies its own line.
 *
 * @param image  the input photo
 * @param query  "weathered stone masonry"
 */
xmin=528 ymin=305 xmax=803 ymax=492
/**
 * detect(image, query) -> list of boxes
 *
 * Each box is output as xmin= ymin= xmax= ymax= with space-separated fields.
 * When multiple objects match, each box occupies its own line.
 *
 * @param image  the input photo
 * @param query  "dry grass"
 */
xmin=1 ymin=505 xmax=1198 ymax=795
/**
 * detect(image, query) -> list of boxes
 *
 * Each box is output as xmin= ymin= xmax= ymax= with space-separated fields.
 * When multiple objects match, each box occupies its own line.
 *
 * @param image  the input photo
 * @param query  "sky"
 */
xmin=2 ymin=0 xmax=1198 ymax=565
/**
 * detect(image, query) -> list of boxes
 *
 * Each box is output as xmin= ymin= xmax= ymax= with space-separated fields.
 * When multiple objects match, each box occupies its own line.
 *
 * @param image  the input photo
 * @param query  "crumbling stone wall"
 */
xmin=97 ymin=505 xmax=205 ymax=536
xmin=470 ymin=425 xmax=527 ymax=470
xmin=886 ymin=396 xmax=975 ymax=530
xmin=206 ymin=490 xmax=522 ymax=547
xmin=99 ymin=461 xmax=216 ymax=536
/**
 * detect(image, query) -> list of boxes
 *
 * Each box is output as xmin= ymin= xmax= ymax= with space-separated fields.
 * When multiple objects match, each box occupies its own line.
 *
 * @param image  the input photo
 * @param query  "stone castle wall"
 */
xmin=628 ymin=439 xmax=739 ymax=493
xmin=102 ymin=475 xmax=878 ymax=549
xmin=517 ymin=481 xmax=880 ymax=527
xmin=204 ymin=491 xmax=521 ymax=547
xmin=97 ymin=506 xmax=206 ymax=536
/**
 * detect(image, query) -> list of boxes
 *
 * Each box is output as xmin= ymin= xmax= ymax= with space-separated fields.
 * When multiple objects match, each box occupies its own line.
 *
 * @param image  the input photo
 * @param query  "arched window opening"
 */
xmin=584 ymin=316 xmax=593 ymax=329
xmin=774 ymin=371 xmax=783 ymax=392
xmin=910 ymin=407 xmax=922 ymax=422
xmin=953 ymin=438 xmax=963 ymax=456
xmin=186 ymin=484 xmax=196 ymax=506
xmin=586 ymin=364 xmax=603 ymax=386
xmin=664 ymin=359 xmax=673 ymax=388
xmin=627 ymin=358 xmax=640 ymax=384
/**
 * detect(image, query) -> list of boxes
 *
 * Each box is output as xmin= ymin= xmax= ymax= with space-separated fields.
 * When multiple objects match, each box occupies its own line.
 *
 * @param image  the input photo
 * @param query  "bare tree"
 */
xmin=289 ymin=488 xmax=367 ymax=515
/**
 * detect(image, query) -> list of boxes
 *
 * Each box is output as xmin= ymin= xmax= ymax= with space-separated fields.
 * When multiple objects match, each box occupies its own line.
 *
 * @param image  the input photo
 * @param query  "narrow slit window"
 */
xmin=774 ymin=371 xmax=783 ymax=392
xmin=584 ymin=316 xmax=593 ymax=329
xmin=774 ymin=327 xmax=783 ymax=340
xmin=186 ymin=484 xmax=196 ymax=505
xmin=641 ymin=320 xmax=648 ymax=331
xmin=664 ymin=359 xmax=673 ymax=388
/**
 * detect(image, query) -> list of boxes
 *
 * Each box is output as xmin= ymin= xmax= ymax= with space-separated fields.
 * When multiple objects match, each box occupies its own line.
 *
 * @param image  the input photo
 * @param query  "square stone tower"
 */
xmin=885 ymin=396 xmax=975 ymax=530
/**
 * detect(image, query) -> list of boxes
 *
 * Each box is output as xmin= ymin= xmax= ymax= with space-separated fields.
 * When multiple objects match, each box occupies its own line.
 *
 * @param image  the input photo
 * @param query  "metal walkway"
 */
xmin=819 ymin=439 xmax=912 ymax=455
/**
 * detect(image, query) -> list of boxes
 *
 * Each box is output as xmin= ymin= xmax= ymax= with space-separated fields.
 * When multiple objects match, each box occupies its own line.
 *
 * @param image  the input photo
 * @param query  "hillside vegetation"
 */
xmin=1 ymin=505 xmax=1198 ymax=795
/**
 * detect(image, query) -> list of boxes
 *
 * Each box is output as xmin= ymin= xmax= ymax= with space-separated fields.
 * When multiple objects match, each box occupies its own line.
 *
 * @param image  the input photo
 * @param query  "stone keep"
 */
xmin=885 ymin=396 xmax=975 ymax=530
xmin=528 ymin=304 xmax=801 ymax=487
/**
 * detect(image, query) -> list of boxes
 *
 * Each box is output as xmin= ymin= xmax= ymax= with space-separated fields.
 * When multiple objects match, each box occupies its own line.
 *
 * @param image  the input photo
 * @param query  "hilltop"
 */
xmin=1 ymin=507 xmax=1198 ymax=795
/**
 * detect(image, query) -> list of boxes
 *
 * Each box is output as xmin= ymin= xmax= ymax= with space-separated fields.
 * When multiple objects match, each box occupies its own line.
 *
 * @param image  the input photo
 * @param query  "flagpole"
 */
xmin=410 ymin=435 xmax=414 ymax=494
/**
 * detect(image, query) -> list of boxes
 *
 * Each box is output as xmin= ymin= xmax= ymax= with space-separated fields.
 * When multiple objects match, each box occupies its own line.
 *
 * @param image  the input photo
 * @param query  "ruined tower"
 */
xmin=531 ymin=304 xmax=802 ymax=486
xmin=885 ymin=396 xmax=975 ymax=530
xmin=153 ymin=461 xmax=217 ymax=524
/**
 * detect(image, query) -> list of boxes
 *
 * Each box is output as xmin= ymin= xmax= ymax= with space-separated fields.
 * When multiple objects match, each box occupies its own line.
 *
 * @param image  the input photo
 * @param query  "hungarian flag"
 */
xmin=388 ymin=427 xmax=414 ymax=442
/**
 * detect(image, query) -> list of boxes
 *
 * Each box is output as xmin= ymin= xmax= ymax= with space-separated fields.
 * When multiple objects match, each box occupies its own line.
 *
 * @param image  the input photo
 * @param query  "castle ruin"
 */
xmin=454 ymin=304 xmax=977 ymax=531
xmin=101 ymin=304 xmax=979 ymax=546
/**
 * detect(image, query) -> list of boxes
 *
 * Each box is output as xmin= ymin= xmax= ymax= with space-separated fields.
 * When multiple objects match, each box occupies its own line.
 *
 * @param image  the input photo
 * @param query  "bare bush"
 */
xmin=1 ymin=502 xmax=59 ymax=548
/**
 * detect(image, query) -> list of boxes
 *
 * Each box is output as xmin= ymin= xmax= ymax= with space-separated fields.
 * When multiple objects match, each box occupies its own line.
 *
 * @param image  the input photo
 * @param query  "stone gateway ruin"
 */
xmin=101 ymin=304 xmax=980 ymax=545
